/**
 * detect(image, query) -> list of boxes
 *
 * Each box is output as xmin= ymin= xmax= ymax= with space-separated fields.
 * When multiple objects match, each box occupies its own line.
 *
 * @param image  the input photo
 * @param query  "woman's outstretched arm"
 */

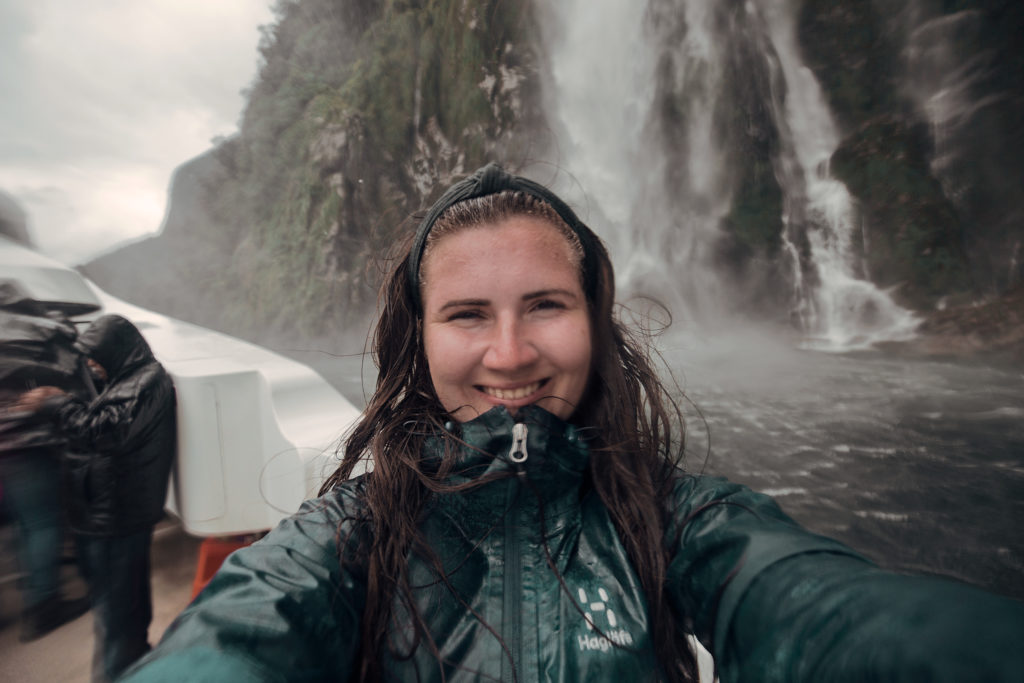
xmin=664 ymin=474 xmax=1024 ymax=682
xmin=119 ymin=488 xmax=368 ymax=683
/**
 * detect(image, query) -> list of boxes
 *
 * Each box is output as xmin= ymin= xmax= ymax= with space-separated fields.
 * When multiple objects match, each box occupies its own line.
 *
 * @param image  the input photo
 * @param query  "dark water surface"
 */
xmin=289 ymin=334 xmax=1024 ymax=600
xmin=667 ymin=333 xmax=1024 ymax=600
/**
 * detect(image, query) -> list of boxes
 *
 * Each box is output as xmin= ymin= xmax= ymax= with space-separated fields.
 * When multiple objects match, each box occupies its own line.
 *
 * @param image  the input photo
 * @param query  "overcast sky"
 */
xmin=0 ymin=0 xmax=275 ymax=264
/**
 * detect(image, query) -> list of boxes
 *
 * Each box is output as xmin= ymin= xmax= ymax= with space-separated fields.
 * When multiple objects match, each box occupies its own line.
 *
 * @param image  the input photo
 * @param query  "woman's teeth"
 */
xmin=483 ymin=382 xmax=542 ymax=400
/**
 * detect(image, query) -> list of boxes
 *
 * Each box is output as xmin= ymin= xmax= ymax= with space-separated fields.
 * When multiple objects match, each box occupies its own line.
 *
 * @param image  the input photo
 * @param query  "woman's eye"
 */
xmin=446 ymin=309 xmax=483 ymax=322
xmin=532 ymin=299 xmax=566 ymax=312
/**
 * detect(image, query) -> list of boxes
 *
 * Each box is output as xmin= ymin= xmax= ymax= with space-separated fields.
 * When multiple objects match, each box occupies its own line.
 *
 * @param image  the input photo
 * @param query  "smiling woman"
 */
xmin=421 ymin=211 xmax=592 ymax=421
xmin=120 ymin=163 xmax=1024 ymax=683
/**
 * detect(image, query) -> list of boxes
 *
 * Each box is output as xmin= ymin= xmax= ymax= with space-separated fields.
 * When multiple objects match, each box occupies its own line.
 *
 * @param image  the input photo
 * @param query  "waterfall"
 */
xmin=757 ymin=0 xmax=919 ymax=348
xmin=538 ymin=0 xmax=731 ymax=325
xmin=539 ymin=0 xmax=919 ymax=350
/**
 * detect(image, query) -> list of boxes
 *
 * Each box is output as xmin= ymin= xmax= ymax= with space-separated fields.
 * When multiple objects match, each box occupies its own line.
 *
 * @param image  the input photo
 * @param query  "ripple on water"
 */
xmin=963 ymin=406 xmax=1024 ymax=421
xmin=762 ymin=487 xmax=809 ymax=497
xmin=854 ymin=511 xmax=911 ymax=522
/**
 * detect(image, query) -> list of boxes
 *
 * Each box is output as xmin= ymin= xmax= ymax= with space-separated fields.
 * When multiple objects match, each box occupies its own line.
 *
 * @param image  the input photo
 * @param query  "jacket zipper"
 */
xmin=509 ymin=422 xmax=529 ymax=463
xmin=503 ymin=422 xmax=527 ymax=683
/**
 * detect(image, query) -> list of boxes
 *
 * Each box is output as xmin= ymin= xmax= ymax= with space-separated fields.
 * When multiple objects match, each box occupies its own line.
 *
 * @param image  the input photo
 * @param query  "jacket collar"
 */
xmin=423 ymin=405 xmax=592 ymax=515
xmin=429 ymin=404 xmax=587 ymax=466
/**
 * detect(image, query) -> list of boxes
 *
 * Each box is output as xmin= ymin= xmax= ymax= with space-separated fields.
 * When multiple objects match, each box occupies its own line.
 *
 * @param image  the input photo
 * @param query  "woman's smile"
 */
xmin=421 ymin=217 xmax=592 ymax=422
xmin=478 ymin=379 xmax=546 ymax=401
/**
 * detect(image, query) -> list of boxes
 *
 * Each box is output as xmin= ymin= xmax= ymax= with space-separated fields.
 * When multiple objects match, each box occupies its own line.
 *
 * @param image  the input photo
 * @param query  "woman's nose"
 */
xmin=482 ymin=319 xmax=539 ymax=370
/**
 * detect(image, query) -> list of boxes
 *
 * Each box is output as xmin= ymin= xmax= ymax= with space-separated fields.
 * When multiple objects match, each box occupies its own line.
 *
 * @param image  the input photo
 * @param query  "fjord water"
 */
xmin=669 ymin=332 xmax=1024 ymax=600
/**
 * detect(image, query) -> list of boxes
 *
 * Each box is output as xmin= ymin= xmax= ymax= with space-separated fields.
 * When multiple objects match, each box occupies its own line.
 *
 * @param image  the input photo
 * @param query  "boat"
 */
xmin=0 ymin=234 xmax=363 ymax=537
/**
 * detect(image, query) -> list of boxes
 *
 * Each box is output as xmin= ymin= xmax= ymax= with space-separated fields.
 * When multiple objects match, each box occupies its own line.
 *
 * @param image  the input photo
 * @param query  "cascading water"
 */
xmin=757 ymin=0 xmax=919 ymax=349
xmin=540 ymin=0 xmax=919 ymax=350
xmin=538 ymin=0 xmax=732 ymax=326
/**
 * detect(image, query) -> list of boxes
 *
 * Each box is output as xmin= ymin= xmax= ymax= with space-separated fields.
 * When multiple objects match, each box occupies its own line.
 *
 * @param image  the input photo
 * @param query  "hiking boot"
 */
xmin=19 ymin=595 xmax=90 ymax=642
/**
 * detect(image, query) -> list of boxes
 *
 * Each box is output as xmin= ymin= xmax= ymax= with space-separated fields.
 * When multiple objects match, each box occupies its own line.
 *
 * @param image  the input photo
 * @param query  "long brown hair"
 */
xmin=321 ymin=190 xmax=698 ymax=681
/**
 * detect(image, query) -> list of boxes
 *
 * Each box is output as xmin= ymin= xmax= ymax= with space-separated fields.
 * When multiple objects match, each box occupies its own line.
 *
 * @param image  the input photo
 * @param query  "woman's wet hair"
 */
xmin=322 ymin=164 xmax=698 ymax=682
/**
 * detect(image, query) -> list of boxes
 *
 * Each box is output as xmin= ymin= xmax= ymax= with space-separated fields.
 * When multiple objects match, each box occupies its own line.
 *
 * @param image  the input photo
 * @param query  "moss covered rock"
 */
xmin=831 ymin=115 xmax=973 ymax=308
xmin=796 ymin=0 xmax=900 ymax=132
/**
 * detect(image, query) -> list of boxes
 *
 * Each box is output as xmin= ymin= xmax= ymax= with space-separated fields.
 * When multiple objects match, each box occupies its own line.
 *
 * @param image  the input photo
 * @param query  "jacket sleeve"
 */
xmin=119 ymin=492 xmax=368 ymax=683
xmin=663 ymin=474 xmax=1024 ymax=682
xmin=46 ymin=366 xmax=172 ymax=454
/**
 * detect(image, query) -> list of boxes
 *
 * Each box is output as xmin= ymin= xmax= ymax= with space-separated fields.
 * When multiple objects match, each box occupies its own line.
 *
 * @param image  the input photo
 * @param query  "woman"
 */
xmin=122 ymin=164 xmax=1023 ymax=682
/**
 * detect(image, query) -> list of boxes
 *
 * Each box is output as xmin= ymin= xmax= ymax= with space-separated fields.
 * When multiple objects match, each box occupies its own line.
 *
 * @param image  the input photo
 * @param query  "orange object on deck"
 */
xmin=190 ymin=536 xmax=257 ymax=599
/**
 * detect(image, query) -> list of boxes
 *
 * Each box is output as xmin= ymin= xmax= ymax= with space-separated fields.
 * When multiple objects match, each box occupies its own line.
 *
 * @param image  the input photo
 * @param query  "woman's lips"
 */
xmin=479 ymin=380 xmax=545 ymax=401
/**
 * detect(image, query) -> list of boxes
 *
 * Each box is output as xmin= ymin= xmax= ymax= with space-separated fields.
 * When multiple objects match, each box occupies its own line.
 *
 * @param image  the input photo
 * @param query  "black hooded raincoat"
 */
xmin=42 ymin=314 xmax=176 ymax=536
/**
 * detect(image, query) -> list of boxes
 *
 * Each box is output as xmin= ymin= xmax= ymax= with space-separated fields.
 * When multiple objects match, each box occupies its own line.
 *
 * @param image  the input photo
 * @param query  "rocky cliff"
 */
xmin=88 ymin=0 xmax=547 ymax=343
xmin=81 ymin=0 xmax=1023 ymax=358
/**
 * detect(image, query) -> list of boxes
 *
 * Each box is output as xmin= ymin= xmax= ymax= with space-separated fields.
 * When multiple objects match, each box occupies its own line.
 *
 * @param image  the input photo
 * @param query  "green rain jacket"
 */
xmin=122 ymin=406 xmax=1024 ymax=682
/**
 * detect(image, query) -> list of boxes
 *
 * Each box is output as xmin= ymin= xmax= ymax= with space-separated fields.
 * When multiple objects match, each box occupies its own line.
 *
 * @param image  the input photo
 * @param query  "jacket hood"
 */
xmin=75 ymin=314 xmax=155 ymax=380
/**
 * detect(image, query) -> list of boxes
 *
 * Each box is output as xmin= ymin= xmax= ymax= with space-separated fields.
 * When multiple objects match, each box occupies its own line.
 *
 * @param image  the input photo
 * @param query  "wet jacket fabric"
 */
xmin=43 ymin=314 xmax=176 ymax=536
xmin=121 ymin=405 xmax=1024 ymax=682
xmin=0 ymin=281 xmax=91 ymax=454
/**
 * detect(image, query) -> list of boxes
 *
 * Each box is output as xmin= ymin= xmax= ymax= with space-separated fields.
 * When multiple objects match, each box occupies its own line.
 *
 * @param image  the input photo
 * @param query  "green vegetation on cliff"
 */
xmin=831 ymin=117 xmax=972 ymax=307
xmin=198 ymin=0 xmax=541 ymax=340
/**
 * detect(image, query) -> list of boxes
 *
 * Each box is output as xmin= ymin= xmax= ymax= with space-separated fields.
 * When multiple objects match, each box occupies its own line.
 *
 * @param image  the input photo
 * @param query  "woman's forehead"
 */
xmin=420 ymin=218 xmax=585 ymax=306
xmin=422 ymin=216 xmax=581 ymax=273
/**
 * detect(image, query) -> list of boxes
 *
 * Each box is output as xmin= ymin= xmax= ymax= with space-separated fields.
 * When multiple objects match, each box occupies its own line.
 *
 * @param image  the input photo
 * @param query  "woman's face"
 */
xmin=421 ymin=216 xmax=592 ymax=422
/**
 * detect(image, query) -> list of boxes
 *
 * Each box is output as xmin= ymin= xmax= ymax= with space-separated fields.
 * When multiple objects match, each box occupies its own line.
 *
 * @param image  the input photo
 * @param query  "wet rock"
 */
xmin=878 ymin=286 xmax=1024 ymax=363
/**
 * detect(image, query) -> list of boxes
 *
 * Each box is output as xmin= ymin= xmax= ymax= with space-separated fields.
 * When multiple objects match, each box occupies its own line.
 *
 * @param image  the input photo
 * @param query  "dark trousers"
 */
xmin=75 ymin=529 xmax=154 ymax=683
xmin=0 ymin=449 xmax=62 ymax=609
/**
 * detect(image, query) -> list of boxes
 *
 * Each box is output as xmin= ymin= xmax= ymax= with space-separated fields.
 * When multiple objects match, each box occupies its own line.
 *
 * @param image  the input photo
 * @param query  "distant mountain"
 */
xmin=0 ymin=190 xmax=32 ymax=247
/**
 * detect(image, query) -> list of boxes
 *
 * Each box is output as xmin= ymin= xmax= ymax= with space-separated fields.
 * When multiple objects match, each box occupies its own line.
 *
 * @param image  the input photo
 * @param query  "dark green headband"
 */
xmin=408 ymin=162 xmax=602 ymax=312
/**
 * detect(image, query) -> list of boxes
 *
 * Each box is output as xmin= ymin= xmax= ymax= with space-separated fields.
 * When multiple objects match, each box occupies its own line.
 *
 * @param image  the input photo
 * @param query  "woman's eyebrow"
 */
xmin=522 ymin=288 xmax=579 ymax=301
xmin=438 ymin=298 xmax=489 ymax=311
xmin=436 ymin=289 xmax=579 ymax=311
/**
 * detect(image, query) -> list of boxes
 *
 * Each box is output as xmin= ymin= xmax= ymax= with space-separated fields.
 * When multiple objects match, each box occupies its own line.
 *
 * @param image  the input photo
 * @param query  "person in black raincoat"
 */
xmin=0 ymin=279 xmax=91 ymax=641
xmin=122 ymin=164 xmax=1023 ymax=682
xmin=19 ymin=313 xmax=176 ymax=682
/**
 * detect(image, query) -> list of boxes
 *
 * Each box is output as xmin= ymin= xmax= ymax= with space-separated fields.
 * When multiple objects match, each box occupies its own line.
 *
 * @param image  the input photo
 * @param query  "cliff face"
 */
xmin=83 ymin=0 xmax=1023 ymax=356
xmin=797 ymin=0 xmax=1024 ymax=356
xmin=88 ymin=0 xmax=547 ymax=343
xmin=802 ymin=0 xmax=1024 ymax=292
